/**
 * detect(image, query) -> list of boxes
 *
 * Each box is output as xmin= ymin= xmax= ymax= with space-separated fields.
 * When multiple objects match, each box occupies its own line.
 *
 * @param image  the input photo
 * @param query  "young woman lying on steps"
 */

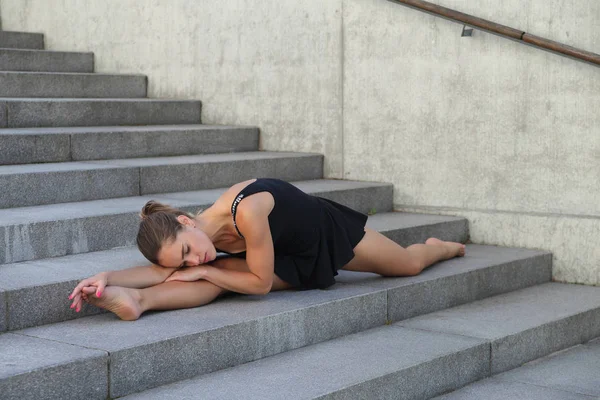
xmin=69 ymin=178 xmax=466 ymax=320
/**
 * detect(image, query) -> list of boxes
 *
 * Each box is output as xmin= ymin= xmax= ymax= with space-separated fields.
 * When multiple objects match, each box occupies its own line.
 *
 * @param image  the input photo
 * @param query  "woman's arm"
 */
xmin=184 ymin=193 xmax=275 ymax=295
xmin=105 ymin=264 xmax=176 ymax=288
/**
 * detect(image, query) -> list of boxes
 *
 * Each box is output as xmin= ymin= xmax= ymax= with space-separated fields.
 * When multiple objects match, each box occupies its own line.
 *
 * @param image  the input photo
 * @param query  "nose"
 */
xmin=186 ymin=254 xmax=201 ymax=267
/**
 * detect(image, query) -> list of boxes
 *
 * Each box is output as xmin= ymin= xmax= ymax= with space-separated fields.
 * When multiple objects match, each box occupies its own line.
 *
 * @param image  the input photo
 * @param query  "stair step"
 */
xmin=0 ymin=125 xmax=259 ymax=165
xmin=0 ymin=151 xmax=323 ymax=208
xmin=124 ymin=326 xmax=489 ymax=400
xmin=397 ymin=283 xmax=600 ymax=374
xmin=0 ymin=211 xmax=471 ymax=330
xmin=0 ymin=48 xmax=94 ymax=72
xmin=118 ymin=283 xmax=598 ymax=399
xmin=0 ymin=333 xmax=107 ymax=399
xmin=0 ymin=71 xmax=146 ymax=98
xmin=0 ymin=31 xmax=44 ymax=50
xmin=0 ymin=98 xmax=202 ymax=128
xmin=0 ymin=179 xmax=393 ymax=264
xmin=434 ymin=337 xmax=600 ymax=399
xmin=16 ymin=280 xmax=595 ymax=399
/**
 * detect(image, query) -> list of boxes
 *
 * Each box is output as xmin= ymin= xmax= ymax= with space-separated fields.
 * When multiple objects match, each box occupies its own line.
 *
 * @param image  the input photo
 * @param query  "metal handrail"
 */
xmin=388 ymin=0 xmax=600 ymax=67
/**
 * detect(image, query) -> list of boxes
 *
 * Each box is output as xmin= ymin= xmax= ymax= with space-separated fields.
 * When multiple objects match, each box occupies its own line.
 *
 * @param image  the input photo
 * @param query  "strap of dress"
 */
xmin=230 ymin=178 xmax=273 ymax=239
xmin=231 ymin=192 xmax=246 ymax=239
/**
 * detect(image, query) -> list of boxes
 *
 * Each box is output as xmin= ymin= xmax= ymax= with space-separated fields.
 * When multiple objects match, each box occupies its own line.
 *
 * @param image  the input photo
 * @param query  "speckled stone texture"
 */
xmin=0 ymin=333 xmax=108 ymax=400
xmin=119 ymin=326 xmax=488 ymax=400
xmin=435 ymin=338 xmax=600 ymax=399
xmin=399 ymin=282 xmax=600 ymax=373
xmin=0 ymin=152 xmax=324 ymax=207
xmin=20 ymin=286 xmax=387 ymax=397
xmin=433 ymin=378 xmax=597 ymax=400
xmin=0 ymin=31 xmax=44 ymax=49
xmin=70 ymin=125 xmax=259 ymax=160
xmin=0 ymin=71 xmax=146 ymax=98
xmin=0 ymin=129 xmax=71 ymax=164
xmin=0 ymin=125 xmax=259 ymax=165
xmin=0 ymin=162 xmax=140 ymax=208
xmin=0 ymin=187 xmax=446 ymax=265
xmin=0 ymin=48 xmax=94 ymax=72
xmin=337 ymin=245 xmax=552 ymax=322
xmin=0 ymin=98 xmax=202 ymax=128
xmin=0 ymin=290 xmax=6 ymax=332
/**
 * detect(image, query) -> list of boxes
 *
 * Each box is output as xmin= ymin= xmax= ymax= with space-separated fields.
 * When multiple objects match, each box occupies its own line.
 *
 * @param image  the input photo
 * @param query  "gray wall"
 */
xmin=1 ymin=0 xmax=598 ymax=285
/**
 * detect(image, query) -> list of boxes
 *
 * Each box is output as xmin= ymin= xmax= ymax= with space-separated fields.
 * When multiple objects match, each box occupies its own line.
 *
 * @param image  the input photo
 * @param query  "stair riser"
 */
xmin=71 ymin=128 xmax=260 ymax=161
xmin=0 ymin=50 xmax=94 ymax=73
xmin=0 ymin=127 xmax=259 ymax=165
xmin=387 ymin=254 xmax=552 ymax=322
xmin=0 ymin=133 xmax=71 ymax=164
xmin=0 ymin=155 xmax=322 ymax=208
xmin=0 ymin=32 xmax=44 ymax=49
xmin=0 ymin=334 xmax=107 ymax=400
xmin=0 ymin=168 xmax=140 ymax=208
xmin=318 ymin=345 xmax=489 ymax=400
xmin=0 ymin=292 xmax=6 ymax=332
xmin=110 ymin=292 xmax=387 ymax=397
xmin=490 ymin=308 xmax=600 ymax=374
xmin=140 ymin=156 xmax=323 ymax=195
xmin=0 ymin=185 xmax=392 ymax=265
xmin=0 ymin=73 xmax=146 ymax=98
xmin=0 ymin=100 xmax=202 ymax=128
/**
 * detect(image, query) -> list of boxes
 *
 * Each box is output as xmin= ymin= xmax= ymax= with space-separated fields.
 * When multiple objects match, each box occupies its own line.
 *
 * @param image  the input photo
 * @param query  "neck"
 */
xmin=193 ymin=208 xmax=231 ymax=243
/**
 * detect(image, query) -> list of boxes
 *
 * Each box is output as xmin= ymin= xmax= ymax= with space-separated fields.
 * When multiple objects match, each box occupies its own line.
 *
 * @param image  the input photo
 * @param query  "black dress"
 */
xmin=216 ymin=178 xmax=368 ymax=290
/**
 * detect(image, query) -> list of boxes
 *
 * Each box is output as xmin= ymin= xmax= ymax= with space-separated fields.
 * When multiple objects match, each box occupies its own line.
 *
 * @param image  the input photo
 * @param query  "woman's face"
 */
xmin=157 ymin=226 xmax=216 ymax=268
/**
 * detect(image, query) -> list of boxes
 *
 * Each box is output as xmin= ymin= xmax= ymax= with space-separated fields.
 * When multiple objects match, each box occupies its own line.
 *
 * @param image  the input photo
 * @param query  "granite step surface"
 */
xmin=0 ymin=209 xmax=474 ymax=331
xmin=0 ymin=125 xmax=259 ymax=165
xmin=0 ymin=71 xmax=147 ymax=98
xmin=0 ymin=31 xmax=44 ymax=49
xmin=112 ymin=282 xmax=598 ymax=400
xmin=0 ymin=98 xmax=202 ymax=128
xmin=4 ymin=245 xmax=553 ymax=398
xmin=0 ymin=48 xmax=94 ymax=72
xmin=0 ymin=151 xmax=323 ymax=208
xmin=0 ymin=179 xmax=393 ymax=264
xmin=433 ymin=337 xmax=600 ymax=399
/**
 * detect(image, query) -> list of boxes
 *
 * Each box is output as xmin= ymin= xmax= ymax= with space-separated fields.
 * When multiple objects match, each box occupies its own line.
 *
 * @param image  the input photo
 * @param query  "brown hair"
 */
xmin=136 ymin=200 xmax=194 ymax=264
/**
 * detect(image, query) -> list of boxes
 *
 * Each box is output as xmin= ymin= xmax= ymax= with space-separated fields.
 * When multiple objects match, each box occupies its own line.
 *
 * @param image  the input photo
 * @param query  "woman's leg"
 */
xmin=83 ymin=256 xmax=294 ymax=320
xmin=341 ymin=228 xmax=465 ymax=276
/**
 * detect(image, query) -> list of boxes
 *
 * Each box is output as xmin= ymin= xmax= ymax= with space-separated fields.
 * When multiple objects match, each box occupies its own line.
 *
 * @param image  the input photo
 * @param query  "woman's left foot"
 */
xmin=426 ymin=237 xmax=466 ymax=258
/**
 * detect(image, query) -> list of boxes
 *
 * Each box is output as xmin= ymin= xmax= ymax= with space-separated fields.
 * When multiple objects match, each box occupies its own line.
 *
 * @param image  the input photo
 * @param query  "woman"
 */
xmin=69 ymin=178 xmax=465 ymax=320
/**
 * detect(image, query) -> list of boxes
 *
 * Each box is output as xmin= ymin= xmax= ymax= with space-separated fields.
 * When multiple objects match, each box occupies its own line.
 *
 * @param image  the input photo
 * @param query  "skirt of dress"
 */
xmin=273 ymin=197 xmax=368 ymax=290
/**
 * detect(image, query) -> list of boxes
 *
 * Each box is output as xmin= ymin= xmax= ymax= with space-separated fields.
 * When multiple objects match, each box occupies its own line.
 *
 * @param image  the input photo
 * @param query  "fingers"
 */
xmin=70 ymin=286 xmax=97 ymax=312
xmin=69 ymin=278 xmax=90 ymax=300
xmin=95 ymin=280 xmax=106 ymax=298
xmin=70 ymin=293 xmax=82 ymax=312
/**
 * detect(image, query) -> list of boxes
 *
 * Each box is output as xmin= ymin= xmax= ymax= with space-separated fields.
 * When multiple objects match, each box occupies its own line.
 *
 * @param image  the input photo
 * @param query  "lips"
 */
xmin=203 ymin=254 xmax=208 ymax=264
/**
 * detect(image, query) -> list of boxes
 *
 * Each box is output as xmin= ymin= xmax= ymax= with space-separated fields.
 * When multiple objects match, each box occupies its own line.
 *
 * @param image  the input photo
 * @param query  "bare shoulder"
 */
xmin=212 ymin=179 xmax=274 ymax=216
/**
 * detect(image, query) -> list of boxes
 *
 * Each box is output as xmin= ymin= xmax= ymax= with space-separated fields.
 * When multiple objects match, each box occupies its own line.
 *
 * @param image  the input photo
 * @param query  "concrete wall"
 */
xmin=1 ymin=0 xmax=598 ymax=285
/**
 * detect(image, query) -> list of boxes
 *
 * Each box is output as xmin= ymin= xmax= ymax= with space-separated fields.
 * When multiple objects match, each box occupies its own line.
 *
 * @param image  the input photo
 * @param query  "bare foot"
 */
xmin=83 ymin=286 xmax=143 ymax=321
xmin=426 ymin=237 xmax=466 ymax=258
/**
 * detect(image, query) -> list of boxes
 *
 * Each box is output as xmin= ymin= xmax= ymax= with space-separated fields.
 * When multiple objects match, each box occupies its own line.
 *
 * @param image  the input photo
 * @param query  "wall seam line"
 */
xmin=340 ymin=0 xmax=345 ymax=179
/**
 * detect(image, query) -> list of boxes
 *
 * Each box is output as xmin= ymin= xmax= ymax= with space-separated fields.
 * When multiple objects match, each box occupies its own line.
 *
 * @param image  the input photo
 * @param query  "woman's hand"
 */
xmin=69 ymin=272 xmax=108 ymax=312
xmin=164 ymin=266 xmax=207 ymax=283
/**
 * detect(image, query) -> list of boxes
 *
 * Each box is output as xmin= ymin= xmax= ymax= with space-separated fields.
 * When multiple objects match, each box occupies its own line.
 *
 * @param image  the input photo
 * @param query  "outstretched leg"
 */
xmin=82 ymin=256 xmax=294 ymax=320
xmin=341 ymin=228 xmax=465 ymax=276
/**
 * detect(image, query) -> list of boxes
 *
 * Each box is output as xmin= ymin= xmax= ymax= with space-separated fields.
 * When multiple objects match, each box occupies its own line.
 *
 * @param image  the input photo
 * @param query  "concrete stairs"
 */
xmin=0 ymin=30 xmax=598 ymax=400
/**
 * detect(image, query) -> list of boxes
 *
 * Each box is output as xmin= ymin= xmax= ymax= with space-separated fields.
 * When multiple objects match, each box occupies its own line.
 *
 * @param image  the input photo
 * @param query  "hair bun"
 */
xmin=140 ymin=200 xmax=162 ymax=220
xmin=140 ymin=200 xmax=189 ymax=221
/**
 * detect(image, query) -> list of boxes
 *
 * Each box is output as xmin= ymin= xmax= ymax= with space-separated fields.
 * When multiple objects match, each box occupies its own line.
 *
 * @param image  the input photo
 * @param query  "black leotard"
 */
xmin=216 ymin=178 xmax=368 ymax=290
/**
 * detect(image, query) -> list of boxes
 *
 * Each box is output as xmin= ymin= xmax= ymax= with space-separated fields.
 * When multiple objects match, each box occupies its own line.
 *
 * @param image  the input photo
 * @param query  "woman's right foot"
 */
xmin=425 ymin=237 xmax=466 ymax=258
xmin=83 ymin=286 xmax=143 ymax=321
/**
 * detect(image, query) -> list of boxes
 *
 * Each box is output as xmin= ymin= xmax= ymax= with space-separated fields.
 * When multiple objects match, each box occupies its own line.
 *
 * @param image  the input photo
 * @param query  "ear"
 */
xmin=177 ymin=215 xmax=193 ymax=226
